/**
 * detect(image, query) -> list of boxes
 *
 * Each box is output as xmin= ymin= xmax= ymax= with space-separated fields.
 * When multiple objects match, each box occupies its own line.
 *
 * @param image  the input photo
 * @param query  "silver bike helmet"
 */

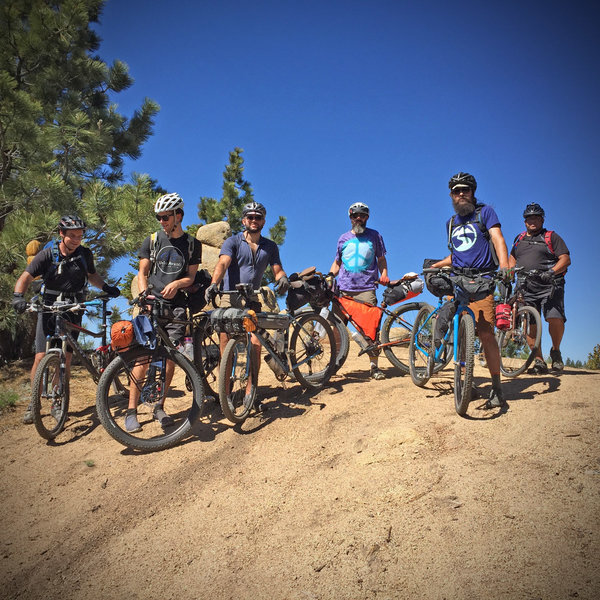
xmin=154 ymin=193 xmax=184 ymax=213
xmin=348 ymin=202 xmax=370 ymax=216
xmin=242 ymin=202 xmax=267 ymax=217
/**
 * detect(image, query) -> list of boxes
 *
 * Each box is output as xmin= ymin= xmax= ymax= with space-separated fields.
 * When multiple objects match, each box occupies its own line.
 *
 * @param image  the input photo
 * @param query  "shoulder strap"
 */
xmin=544 ymin=231 xmax=555 ymax=255
xmin=149 ymin=231 xmax=159 ymax=274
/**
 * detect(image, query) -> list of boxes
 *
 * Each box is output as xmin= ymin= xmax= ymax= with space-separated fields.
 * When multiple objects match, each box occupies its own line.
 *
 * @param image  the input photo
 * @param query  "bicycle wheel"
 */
xmin=381 ymin=302 xmax=432 ymax=374
xmin=192 ymin=317 xmax=220 ymax=398
xmin=454 ymin=314 xmax=475 ymax=416
xmin=96 ymin=346 xmax=204 ymax=452
xmin=409 ymin=305 xmax=435 ymax=387
xmin=289 ymin=312 xmax=336 ymax=389
xmin=218 ymin=336 xmax=257 ymax=424
xmin=498 ymin=305 xmax=542 ymax=377
xmin=31 ymin=352 xmax=69 ymax=440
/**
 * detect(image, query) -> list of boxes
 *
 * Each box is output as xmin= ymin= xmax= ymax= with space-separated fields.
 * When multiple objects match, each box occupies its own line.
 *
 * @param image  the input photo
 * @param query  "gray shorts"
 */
xmin=524 ymin=286 xmax=566 ymax=322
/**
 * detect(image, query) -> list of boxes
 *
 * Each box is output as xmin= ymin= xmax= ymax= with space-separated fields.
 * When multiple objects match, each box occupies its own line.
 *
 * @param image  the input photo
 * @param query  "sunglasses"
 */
xmin=245 ymin=214 xmax=264 ymax=221
xmin=350 ymin=213 xmax=368 ymax=219
xmin=451 ymin=188 xmax=472 ymax=195
xmin=156 ymin=213 xmax=173 ymax=222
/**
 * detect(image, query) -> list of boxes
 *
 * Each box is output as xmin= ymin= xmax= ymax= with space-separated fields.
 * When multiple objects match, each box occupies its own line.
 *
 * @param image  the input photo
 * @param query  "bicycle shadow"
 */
xmin=42 ymin=403 xmax=102 ymax=447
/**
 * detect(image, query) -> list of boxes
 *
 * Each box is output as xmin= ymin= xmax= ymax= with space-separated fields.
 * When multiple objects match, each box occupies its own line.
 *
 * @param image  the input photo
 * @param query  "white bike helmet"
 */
xmin=348 ymin=202 xmax=370 ymax=216
xmin=154 ymin=193 xmax=184 ymax=213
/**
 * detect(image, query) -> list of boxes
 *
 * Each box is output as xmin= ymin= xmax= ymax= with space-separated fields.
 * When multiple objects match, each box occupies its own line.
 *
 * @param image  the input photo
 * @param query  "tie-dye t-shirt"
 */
xmin=335 ymin=227 xmax=386 ymax=292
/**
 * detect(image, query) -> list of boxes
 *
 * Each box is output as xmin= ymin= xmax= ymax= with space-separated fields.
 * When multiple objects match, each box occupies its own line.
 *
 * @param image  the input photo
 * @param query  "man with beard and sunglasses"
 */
xmin=328 ymin=202 xmax=389 ymax=380
xmin=431 ymin=172 xmax=511 ymax=409
xmin=204 ymin=201 xmax=289 ymax=413
xmin=126 ymin=193 xmax=203 ymax=432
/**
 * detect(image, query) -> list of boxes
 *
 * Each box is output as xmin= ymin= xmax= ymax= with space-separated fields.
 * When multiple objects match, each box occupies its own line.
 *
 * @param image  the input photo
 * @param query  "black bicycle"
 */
xmin=95 ymin=290 xmax=207 ymax=452
xmin=215 ymin=283 xmax=336 ymax=425
xmin=28 ymin=294 xmax=123 ymax=440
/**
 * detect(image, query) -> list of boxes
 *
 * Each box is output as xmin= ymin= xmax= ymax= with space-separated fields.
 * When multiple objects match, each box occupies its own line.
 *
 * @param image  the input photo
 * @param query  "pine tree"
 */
xmin=0 ymin=0 xmax=160 ymax=361
xmin=585 ymin=344 xmax=600 ymax=370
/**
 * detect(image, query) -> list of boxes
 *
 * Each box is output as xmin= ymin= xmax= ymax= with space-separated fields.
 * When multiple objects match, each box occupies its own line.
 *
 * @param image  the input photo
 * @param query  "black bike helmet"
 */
xmin=59 ymin=215 xmax=86 ymax=231
xmin=448 ymin=172 xmax=477 ymax=191
xmin=523 ymin=203 xmax=545 ymax=218
xmin=242 ymin=202 xmax=267 ymax=217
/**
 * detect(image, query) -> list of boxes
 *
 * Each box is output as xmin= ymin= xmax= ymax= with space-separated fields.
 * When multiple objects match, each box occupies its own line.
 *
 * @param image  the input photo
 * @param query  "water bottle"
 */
xmin=182 ymin=336 xmax=194 ymax=360
xmin=265 ymin=354 xmax=286 ymax=379
xmin=272 ymin=330 xmax=286 ymax=354
xmin=495 ymin=304 xmax=512 ymax=330
xmin=351 ymin=331 xmax=369 ymax=350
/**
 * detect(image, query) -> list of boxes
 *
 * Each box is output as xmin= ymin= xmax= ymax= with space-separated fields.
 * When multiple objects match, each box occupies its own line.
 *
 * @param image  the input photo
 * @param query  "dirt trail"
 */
xmin=1 ymin=350 xmax=599 ymax=600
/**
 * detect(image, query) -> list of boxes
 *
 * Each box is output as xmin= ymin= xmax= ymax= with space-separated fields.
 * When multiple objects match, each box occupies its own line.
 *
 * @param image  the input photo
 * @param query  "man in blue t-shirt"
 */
xmin=205 ymin=202 xmax=289 ymax=413
xmin=329 ymin=202 xmax=389 ymax=380
xmin=431 ymin=172 xmax=511 ymax=409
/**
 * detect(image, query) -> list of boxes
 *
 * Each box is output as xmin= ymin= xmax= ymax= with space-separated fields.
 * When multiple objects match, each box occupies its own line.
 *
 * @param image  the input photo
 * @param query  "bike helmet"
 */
xmin=348 ymin=202 xmax=370 ymax=216
xmin=59 ymin=215 xmax=86 ymax=231
xmin=154 ymin=193 xmax=184 ymax=213
xmin=523 ymin=202 xmax=545 ymax=218
xmin=448 ymin=172 xmax=477 ymax=191
xmin=242 ymin=202 xmax=267 ymax=217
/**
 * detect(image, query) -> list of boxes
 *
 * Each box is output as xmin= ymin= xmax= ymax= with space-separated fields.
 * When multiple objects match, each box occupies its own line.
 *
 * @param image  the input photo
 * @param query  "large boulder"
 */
xmin=196 ymin=221 xmax=231 ymax=247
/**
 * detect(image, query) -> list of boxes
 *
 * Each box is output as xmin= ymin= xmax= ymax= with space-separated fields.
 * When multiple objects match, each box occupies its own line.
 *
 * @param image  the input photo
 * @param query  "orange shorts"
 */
xmin=468 ymin=293 xmax=495 ymax=336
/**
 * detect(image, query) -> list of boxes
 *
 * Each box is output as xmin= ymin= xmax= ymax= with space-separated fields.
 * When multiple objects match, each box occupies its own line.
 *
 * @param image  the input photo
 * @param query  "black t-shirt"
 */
xmin=138 ymin=231 xmax=202 ymax=303
xmin=510 ymin=229 xmax=570 ymax=296
xmin=26 ymin=245 xmax=95 ymax=297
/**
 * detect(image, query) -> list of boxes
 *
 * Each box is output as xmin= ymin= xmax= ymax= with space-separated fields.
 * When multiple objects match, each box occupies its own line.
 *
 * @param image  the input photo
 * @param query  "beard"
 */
xmin=352 ymin=223 xmax=366 ymax=235
xmin=452 ymin=197 xmax=476 ymax=217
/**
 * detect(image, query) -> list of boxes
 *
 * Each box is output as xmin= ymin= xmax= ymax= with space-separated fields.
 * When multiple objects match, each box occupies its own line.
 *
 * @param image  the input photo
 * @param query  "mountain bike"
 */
xmin=287 ymin=269 xmax=428 ymax=375
xmin=28 ymin=294 xmax=124 ymax=440
xmin=216 ymin=283 xmax=336 ymax=425
xmin=96 ymin=289 xmax=207 ymax=452
xmin=410 ymin=267 xmax=500 ymax=416
xmin=497 ymin=268 xmax=543 ymax=377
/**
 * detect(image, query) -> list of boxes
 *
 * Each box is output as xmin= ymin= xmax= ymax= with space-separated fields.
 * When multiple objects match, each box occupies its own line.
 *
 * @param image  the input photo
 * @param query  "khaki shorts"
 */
xmin=219 ymin=292 xmax=264 ymax=312
xmin=339 ymin=289 xmax=378 ymax=306
xmin=468 ymin=293 xmax=495 ymax=336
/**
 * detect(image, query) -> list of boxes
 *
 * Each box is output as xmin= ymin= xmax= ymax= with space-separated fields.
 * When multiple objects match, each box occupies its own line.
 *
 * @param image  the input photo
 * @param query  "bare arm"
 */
xmin=137 ymin=257 xmax=151 ymax=294
xmin=431 ymin=255 xmax=452 ymax=269
xmin=489 ymin=226 xmax=509 ymax=269
xmin=272 ymin=263 xmax=287 ymax=281
xmin=329 ymin=259 xmax=341 ymax=276
xmin=14 ymin=271 xmax=34 ymax=295
xmin=377 ymin=255 xmax=389 ymax=284
xmin=552 ymin=253 xmax=571 ymax=275
xmin=210 ymin=254 xmax=232 ymax=286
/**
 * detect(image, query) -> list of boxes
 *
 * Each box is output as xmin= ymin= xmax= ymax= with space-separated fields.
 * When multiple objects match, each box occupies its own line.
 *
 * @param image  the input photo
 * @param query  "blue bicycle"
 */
xmin=409 ymin=267 xmax=498 ymax=416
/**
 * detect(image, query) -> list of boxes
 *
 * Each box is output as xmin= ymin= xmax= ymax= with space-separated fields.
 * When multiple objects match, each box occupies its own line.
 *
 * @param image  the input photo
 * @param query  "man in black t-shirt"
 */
xmin=509 ymin=203 xmax=571 ymax=373
xmin=127 ymin=193 xmax=202 ymax=432
xmin=12 ymin=215 xmax=120 ymax=424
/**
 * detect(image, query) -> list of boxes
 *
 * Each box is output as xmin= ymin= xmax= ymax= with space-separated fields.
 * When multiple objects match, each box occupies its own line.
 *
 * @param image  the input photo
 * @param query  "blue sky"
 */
xmin=95 ymin=0 xmax=599 ymax=363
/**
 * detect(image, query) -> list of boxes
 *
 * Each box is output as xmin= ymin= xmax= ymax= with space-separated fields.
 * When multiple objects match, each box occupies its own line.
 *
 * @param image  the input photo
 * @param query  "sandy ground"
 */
xmin=1 ymin=345 xmax=599 ymax=600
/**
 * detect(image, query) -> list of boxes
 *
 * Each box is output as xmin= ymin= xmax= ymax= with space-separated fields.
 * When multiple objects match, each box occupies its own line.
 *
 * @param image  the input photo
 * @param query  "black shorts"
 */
xmin=523 ymin=285 xmax=566 ymax=323
xmin=35 ymin=310 xmax=83 ymax=354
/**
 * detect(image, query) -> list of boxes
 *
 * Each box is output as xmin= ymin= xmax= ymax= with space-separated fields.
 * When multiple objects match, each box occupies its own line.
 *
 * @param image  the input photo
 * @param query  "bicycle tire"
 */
xmin=31 ymin=352 xmax=69 ymax=440
xmin=289 ymin=312 xmax=336 ymax=389
xmin=192 ymin=317 xmax=220 ymax=398
xmin=381 ymin=302 xmax=432 ymax=374
xmin=454 ymin=314 xmax=475 ymax=416
xmin=218 ymin=336 xmax=257 ymax=424
xmin=298 ymin=307 xmax=349 ymax=374
xmin=409 ymin=305 xmax=435 ymax=387
xmin=96 ymin=346 xmax=204 ymax=452
xmin=498 ymin=305 xmax=542 ymax=378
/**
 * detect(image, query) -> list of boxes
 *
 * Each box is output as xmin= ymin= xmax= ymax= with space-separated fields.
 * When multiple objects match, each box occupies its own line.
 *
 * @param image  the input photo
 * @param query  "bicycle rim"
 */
xmin=498 ymin=306 xmax=542 ymax=377
xmin=32 ymin=353 xmax=69 ymax=440
xmin=96 ymin=346 xmax=203 ymax=452
xmin=409 ymin=306 xmax=434 ymax=387
xmin=454 ymin=315 xmax=475 ymax=416
xmin=290 ymin=312 xmax=335 ymax=389
xmin=218 ymin=336 xmax=256 ymax=424
xmin=193 ymin=318 xmax=220 ymax=398
xmin=381 ymin=302 xmax=432 ymax=374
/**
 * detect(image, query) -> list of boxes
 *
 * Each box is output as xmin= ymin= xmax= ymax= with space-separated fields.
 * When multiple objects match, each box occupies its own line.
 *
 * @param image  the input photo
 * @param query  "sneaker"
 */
xmin=153 ymin=406 xmax=174 ymax=428
xmin=471 ymin=384 xmax=481 ymax=399
xmin=254 ymin=399 xmax=266 ymax=413
xmin=370 ymin=368 xmax=386 ymax=380
xmin=23 ymin=403 xmax=33 ymax=425
xmin=484 ymin=387 xmax=506 ymax=409
xmin=527 ymin=358 xmax=549 ymax=375
xmin=550 ymin=348 xmax=564 ymax=372
xmin=125 ymin=412 xmax=142 ymax=433
xmin=50 ymin=402 xmax=63 ymax=423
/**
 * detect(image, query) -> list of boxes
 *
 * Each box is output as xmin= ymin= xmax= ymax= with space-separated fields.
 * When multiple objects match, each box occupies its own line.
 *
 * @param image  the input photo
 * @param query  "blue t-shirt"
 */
xmin=220 ymin=232 xmax=282 ymax=290
xmin=447 ymin=204 xmax=500 ymax=270
xmin=335 ymin=227 xmax=386 ymax=292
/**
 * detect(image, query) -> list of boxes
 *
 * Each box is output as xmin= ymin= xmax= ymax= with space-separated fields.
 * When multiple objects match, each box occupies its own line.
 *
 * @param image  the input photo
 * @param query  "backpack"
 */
xmin=447 ymin=203 xmax=498 ymax=267
xmin=512 ymin=230 xmax=555 ymax=256
xmin=38 ymin=238 xmax=89 ymax=296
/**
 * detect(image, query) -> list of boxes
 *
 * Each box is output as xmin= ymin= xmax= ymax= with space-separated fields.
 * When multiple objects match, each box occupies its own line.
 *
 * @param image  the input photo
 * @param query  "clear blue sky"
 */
xmin=95 ymin=0 xmax=599 ymax=363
